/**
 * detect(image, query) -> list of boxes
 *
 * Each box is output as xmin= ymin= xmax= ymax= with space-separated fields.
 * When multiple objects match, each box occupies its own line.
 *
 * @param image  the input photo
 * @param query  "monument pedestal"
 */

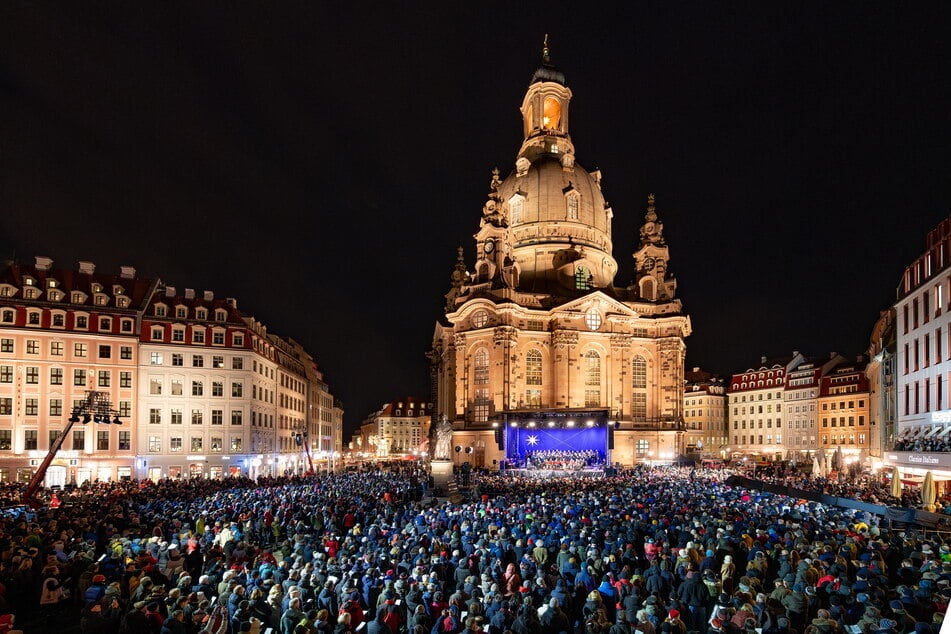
xmin=430 ymin=459 xmax=458 ymax=500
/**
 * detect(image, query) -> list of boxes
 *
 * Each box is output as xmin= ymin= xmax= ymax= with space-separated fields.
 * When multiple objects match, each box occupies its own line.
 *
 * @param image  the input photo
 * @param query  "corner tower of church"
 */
xmin=431 ymin=40 xmax=692 ymax=469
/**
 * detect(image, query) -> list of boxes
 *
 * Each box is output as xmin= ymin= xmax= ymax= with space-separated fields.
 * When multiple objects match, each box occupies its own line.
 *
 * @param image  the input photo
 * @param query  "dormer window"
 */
xmin=47 ymin=279 xmax=57 ymax=289
xmin=116 ymin=296 xmax=130 ymax=308
xmin=176 ymin=306 xmax=187 ymax=319
xmin=23 ymin=288 xmax=39 ymax=300
xmin=48 ymin=289 xmax=64 ymax=302
xmin=71 ymin=291 xmax=86 ymax=303
xmin=94 ymin=294 xmax=108 ymax=306
xmin=154 ymin=304 xmax=167 ymax=317
xmin=0 ymin=285 xmax=14 ymax=297
xmin=196 ymin=308 xmax=207 ymax=320
xmin=112 ymin=284 xmax=124 ymax=295
xmin=24 ymin=277 xmax=34 ymax=286
xmin=215 ymin=309 xmax=228 ymax=322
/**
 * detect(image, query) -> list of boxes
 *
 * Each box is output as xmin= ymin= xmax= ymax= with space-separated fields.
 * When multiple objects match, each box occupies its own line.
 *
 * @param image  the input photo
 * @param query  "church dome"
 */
xmin=497 ymin=155 xmax=617 ymax=294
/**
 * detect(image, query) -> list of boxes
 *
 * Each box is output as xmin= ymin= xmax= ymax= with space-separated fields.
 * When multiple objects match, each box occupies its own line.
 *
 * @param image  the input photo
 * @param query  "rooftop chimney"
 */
xmin=203 ymin=290 xmax=214 ymax=301
xmin=761 ymin=355 xmax=767 ymax=365
xmin=34 ymin=256 xmax=53 ymax=271
xmin=226 ymin=298 xmax=237 ymax=309
xmin=184 ymin=288 xmax=195 ymax=299
xmin=119 ymin=265 xmax=136 ymax=279
xmin=78 ymin=261 xmax=95 ymax=275
xmin=165 ymin=286 xmax=176 ymax=297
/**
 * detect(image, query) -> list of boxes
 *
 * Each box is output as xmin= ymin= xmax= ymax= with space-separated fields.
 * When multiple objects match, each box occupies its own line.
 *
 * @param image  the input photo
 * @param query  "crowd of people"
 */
xmin=525 ymin=450 xmax=603 ymax=471
xmin=0 ymin=463 xmax=948 ymax=634
xmin=893 ymin=436 xmax=951 ymax=453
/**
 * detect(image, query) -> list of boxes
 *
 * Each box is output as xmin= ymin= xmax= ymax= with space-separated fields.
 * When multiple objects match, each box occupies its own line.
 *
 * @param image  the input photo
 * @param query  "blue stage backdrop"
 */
xmin=505 ymin=424 xmax=607 ymax=461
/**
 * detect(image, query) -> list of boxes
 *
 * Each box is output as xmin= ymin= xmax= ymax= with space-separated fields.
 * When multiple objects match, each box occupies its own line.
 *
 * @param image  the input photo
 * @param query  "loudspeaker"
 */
xmin=494 ymin=428 xmax=505 ymax=450
xmin=608 ymin=428 xmax=614 ymax=450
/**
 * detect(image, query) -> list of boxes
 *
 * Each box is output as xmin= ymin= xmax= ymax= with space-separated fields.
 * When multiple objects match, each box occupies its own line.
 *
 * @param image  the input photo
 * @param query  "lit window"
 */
xmin=566 ymin=193 xmax=579 ymax=220
xmin=576 ymin=266 xmax=592 ymax=291
xmin=584 ymin=308 xmax=602 ymax=330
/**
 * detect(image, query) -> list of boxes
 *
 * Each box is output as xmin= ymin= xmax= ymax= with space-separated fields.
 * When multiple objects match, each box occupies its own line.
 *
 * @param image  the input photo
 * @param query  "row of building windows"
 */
xmin=0 ymin=310 xmax=135 ymax=332
xmin=903 ymin=329 xmax=947 ymax=373
xmin=1 ymin=366 xmax=135 ymax=388
xmin=903 ymin=376 xmax=948 ymax=415
xmin=0 ymin=428 xmax=129 ymax=451
xmin=148 ymin=408 xmax=243 ymax=425
xmin=821 ymin=416 xmax=866 ymax=426
xmin=0 ymin=397 xmax=131 ymax=417
xmin=149 ymin=352 xmax=244 ymax=369
xmin=152 ymin=304 xmax=230 ymax=322
xmin=1 ymin=339 xmax=134 ymax=360
xmin=147 ymin=434 xmax=241 ymax=453
xmin=150 ymin=327 xmax=240 ymax=346
xmin=148 ymin=378 xmax=243 ymax=397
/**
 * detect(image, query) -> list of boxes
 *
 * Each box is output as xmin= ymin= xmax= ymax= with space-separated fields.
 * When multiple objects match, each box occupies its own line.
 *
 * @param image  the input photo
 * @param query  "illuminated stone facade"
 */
xmin=0 ymin=257 xmax=343 ymax=484
xmin=430 ymin=47 xmax=691 ymax=468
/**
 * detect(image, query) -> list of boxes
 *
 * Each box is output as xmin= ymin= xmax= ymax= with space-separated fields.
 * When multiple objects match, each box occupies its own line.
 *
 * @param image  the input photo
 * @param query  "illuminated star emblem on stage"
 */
xmin=527 ymin=435 xmax=539 ymax=446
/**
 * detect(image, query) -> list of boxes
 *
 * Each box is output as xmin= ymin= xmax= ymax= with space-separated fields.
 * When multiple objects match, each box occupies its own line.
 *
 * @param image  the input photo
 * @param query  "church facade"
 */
xmin=430 ymin=45 xmax=691 ymax=468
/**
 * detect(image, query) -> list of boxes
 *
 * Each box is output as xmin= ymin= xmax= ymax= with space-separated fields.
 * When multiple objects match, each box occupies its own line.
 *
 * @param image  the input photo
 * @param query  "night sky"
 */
xmin=2 ymin=4 xmax=950 ymax=434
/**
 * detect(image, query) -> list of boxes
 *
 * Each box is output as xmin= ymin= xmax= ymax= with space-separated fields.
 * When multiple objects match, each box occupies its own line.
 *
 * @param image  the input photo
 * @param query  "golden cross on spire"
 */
xmin=542 ymin=34 xmax=550 ymax=64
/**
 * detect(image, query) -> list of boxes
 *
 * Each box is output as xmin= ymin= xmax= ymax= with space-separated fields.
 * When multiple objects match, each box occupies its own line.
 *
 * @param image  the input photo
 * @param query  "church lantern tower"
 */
xmin=431 ymin=40 xmax=691 ymax=469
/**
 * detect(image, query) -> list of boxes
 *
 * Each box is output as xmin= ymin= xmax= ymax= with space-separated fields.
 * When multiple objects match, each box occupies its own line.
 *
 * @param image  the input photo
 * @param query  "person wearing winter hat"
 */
xmin=876 ymin=618 xmax=899 ymax=634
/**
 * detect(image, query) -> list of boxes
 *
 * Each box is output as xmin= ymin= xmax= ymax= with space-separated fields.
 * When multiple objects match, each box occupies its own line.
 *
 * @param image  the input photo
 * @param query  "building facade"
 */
xmin=0 ymin=257 xmax=343 ymax=486
xmin=0 ymin=258 xmax=154 ymax=484
xmin=137 ymin=287 xmax=254 ymax=480
xmin=430 ymin=46 xmax=691 ymax=468
xmin=817 ymin=357 xmax=871 ymax=464
xmin=886 ymin=214 xmax=951 ymax=487
xmin=355 ymin=397 xmax=431 ymax=460
xmin=783 ymin=358 xmax=822 ymax=460
xmin=866 ymin=308 xmax=896 ymax=463
xmin=683 ymin=367 xmax=727 ymax=457
xmin=727 ymin=353 xmax=804 ymax=460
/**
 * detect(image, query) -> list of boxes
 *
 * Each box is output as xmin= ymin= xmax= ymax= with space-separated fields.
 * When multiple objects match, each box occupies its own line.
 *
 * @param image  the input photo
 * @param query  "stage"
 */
xmin=502 ymin=467 xmax=606 ymax=479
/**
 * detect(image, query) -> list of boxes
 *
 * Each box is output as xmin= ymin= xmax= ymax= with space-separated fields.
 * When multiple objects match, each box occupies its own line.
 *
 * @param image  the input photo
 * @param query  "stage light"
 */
xmin=585 ymin=420 xmax=594 ymax=427
xmin=83 ymin=413 xmax=92 ymax=424
xmin=547 ymin=421 xmax=555 ymax=427
xmin=69 ymin=413 xmax=80 ymax=424
xmin=566 ymin=420 xmax=575 ymax=427
xmin=112 ymin=416 xmax=122 ymax=425
xmin=528 ymin=421 xmax=536 ymax=427
xmin=510 ymin=421 xmax=519 ymax=427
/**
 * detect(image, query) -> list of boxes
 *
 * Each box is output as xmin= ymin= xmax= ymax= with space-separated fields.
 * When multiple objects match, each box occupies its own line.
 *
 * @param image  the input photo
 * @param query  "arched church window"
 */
xmin=584 ymin=350 xmax=601 ymax=407
xmin=584 ymin=351 xmax=600 ymax=387
xmin=566 ymin=193 xmax=579 ymax=220
xmin=632 ymin=356 xmax=647 ymax=389
xmin=543 ymin=97 xmax=561 ymax=130
xmin=474 ymin=349 xmax=489 ymax=385
xmin=632 ymin=355 xmax=648 ymax=422
xmin=510 ymin=196 xmax=524 ymax=224
xmin=526 ymin=350 xmax=543 ymax=386
xmin=575 ymin=266 xmax=592 ymax=290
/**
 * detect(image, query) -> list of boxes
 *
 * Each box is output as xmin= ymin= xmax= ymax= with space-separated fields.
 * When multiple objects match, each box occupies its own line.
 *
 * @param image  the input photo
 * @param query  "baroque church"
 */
xmin=430 ymin=43 xmax=692 ymax=469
